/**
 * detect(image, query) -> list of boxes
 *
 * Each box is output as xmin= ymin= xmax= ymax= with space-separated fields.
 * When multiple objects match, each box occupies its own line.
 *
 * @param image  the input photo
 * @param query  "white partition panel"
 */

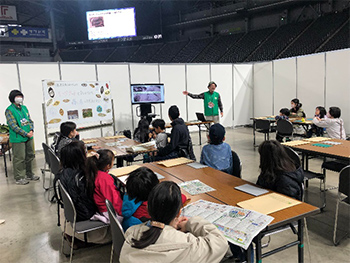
xmin=159 ymin=64 xmax=187 ymax=124
xmin=326 ymin=49 xmax=350 ymax=133
xmin=210 ymin=64 xmax=233 ymax=127
xmin=297 ymin=53 xmax=325 ymax=117
xmin=253 ymin=62 xmax=273 ymax=117
xmin=233 ymin=64 xmax=253 ymax=126
xmin=59 ymin=63 xmax=101 ymax=139
xmin=0 ymin=64 xmax=20 ymax=124
xmin=18 ymin=63 xmax=60 ymax=150
xmin=186 ymin=64 xmax=210 ymax=122
xmin=273 ymin=58 xmax=297 ymax=114
xmin=96 ymin=64 xmax=133 ymax=133
xmin=129 ymin=64 xmax=160 ymax=129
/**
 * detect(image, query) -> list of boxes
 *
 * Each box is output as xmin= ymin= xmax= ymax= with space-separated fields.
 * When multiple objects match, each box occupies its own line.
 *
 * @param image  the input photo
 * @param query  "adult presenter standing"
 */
xmin=5 ymin=90 xmax=39 ymax=185
xmin=183 ymin=81 xmax=223 ymax=123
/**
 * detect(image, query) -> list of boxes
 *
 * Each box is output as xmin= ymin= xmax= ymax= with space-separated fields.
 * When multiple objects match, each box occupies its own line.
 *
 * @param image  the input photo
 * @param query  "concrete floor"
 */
xmin=0 ymin=127 xmax=349 ymax=263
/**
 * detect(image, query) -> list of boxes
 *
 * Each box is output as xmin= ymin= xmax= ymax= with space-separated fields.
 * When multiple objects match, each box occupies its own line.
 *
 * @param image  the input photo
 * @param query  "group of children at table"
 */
xmin=53 ymin=99 xmax=344 ymax=262
xmin=275 ymin=98 xmax=346 ymax=141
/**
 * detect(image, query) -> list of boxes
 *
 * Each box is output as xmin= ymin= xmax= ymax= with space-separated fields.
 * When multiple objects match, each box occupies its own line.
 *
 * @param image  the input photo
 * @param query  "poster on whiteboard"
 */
xmin=42 ymin=80 xmax=113 ymax=129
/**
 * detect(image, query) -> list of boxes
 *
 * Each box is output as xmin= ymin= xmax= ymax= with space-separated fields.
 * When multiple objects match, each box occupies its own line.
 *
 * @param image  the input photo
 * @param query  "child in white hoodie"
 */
xmin=313 ymin=107 xmax=346 ymax=139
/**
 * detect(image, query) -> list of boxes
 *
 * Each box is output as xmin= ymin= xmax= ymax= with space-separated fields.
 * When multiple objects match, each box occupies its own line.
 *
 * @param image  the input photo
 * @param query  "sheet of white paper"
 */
xmin=234 ymin=184 xmax=269 ymax=196
xmin=182 ymin=200 xmax=274 ymax=250
xmin=179 ymin=180 xmax=215 ymax=195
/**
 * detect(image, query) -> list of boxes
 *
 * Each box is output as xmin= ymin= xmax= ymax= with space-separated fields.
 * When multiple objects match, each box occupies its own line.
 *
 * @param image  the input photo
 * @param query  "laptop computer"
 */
xmin=196 ymin=112 xmax=207 ymax=122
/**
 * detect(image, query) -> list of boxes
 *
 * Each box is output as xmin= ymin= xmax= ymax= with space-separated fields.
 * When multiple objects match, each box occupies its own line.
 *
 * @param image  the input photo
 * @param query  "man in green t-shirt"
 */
xmin=183 ymin=81 xmax=223 ymax=123
xmin=5 ymin=90 xmax=39 ymax=185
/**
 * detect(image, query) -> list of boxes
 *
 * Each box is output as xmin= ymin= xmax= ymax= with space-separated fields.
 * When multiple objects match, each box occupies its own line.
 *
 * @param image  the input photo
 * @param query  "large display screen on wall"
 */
xmin=131 ymin=84 xmax=165 ymax=104
xmin=86 ymin=7 xmax=136 ymax=40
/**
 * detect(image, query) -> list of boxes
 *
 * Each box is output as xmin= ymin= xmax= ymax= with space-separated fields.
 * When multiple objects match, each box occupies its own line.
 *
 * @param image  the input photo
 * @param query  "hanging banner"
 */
xmin=0 ymin=5 xmax=17 ymax=21
xmin=8 ymin=26 xmax=49 ymax=38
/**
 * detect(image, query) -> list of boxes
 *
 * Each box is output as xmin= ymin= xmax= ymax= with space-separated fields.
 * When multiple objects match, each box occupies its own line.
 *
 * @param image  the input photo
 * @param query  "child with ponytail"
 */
xmin=86 ymin=149 xmax=123 ymax=222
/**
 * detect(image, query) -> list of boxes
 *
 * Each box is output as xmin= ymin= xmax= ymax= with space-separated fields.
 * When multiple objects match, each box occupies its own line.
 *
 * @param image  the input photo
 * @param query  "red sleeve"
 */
xmin=101 ymin=175 xmax=123 ymax=215
xmin=181 ymin=194 xmax=187 ymax=204
xmin=133 ymin=201 xmax=150 ymax=219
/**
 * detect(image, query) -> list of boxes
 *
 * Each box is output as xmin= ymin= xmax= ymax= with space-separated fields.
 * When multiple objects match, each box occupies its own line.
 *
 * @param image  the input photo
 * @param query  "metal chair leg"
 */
xmin=61 ymin=220 xmax=67 ymax=255
xmin=70 ymin=224 xmax=76 ymax=263
xmin=110 ymin=244 xmax=114 ymax=263
xmin=333 ymin=198 xmax=340 ymax=245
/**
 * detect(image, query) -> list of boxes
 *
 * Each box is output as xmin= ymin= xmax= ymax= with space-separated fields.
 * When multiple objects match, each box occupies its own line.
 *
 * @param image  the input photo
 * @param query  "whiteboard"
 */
xmin=253 ymin=62 xmax=273 ymax=117
xmin=42 ymin=80 xmax=113 ymax=129
xmin=273 ymin=58 xmax=297 ymax=114
xmin=233 ymin=64 xmax=253 ymax=126
xmin=0 ymin=63 xmax=20 ymax=124
xmin=210 ymin=64 xmax=233 ymax=127
xmin=297 ymin=53 xmax=325 ymax=118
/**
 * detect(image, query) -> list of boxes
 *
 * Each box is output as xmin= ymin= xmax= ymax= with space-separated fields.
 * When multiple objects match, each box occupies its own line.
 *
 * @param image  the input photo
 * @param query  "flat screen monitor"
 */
xmin=86 ymin=7 xmax=136 ymax=40
xmin=131 ymin=84 xmax=164 ymax=104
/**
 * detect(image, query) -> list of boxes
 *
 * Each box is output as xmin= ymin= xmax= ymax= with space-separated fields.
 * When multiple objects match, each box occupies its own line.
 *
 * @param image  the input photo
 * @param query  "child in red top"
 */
xmin=87 ymin=149 xmax=123 ymax=223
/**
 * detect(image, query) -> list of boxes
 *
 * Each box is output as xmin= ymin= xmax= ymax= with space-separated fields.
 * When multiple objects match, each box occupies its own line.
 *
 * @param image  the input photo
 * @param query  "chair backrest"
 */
xmin=339 ymin=166 xmax=350 ymax=197
xmin=255 ymin=119 xmax=270 ymax=131
xmin=276 ymin=119 xmax=293 ymax=135
xmin=105 ymin=199 xmax=125 ymax=257
xmin=283 ymin=146 xmax=301 ymax=169
xmin=48 ymin=148 xmax=61 ymax=175
xmin=231 ymin=150 xmax=242 ymax=178
xmin=58 ymin=180 xmax=76 ymax=223
xmin=42 ymin=142 xmax=51 ymax=167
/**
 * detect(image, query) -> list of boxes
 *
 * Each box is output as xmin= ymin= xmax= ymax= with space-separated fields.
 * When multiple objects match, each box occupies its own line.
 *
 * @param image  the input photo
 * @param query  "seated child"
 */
xmin=87 ymin=149 xmax=123 ymax=223
xmin=275 ymin=108 xmax=291 ymax=142
xmin=52 ymin=121 xmax=80 ymax=158
xmin=122 ymin=167 xmax=187 ymax=231
xmin=200 ymin=123 xmax=233 ymax=174
xmin=257 ymin=140 xmax=303 ymax=200
xmin=151 ymin=119 xmax=168 ymax=150
xmin=313 ymin=107 xmax=346 ymax=139
xmin=275 ymin=108 xmax=290 ymax=120
xmin=134 ymin=118 xmax=150 ymax=143
xmin=290 ymin=98 xmax=306 ymax=118
xmin=120 ymin=181 xmax=231 ymax=262
xmin=122 ymin=167 xmax=159 ymax=231
xmin=306 ymin=106 xmax=326 ymax=138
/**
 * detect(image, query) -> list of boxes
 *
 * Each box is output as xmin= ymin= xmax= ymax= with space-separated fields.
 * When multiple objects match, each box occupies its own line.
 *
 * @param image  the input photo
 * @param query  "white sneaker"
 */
xmin=15 ymin=179 xmax=29 ymax=185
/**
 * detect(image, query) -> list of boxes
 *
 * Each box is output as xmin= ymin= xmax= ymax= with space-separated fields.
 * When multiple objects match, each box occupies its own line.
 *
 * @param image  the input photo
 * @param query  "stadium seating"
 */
xmin=171 ymin=37 xmax=212 ymax=63
xmin=128 ymin=43 xmax=164 ymax=62
xmin=279 ymin=10 xmax=349 ymax=59
xmin=148 ymin=40 xmax=188 ymax=63
xmin=218 ymin=27 xmax=275 ymax=63
xmin=318 ymin=22 xmax=350 ymax=52
xmin=106 ymin=45 xmax=140 ymax=62
xmin=84 ymin=48 xmax=115 ymax=62
xmin=59 ymin=49 xmax=91 ymax=62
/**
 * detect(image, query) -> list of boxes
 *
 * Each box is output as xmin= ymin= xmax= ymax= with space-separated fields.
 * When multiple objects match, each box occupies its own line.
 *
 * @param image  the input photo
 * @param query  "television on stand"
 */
xmin=131 ymin=83 xmax=164 ymax=123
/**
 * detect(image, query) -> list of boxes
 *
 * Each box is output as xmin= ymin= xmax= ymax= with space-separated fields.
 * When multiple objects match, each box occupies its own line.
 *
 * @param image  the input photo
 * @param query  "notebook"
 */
xmin=235 ymin=184 xmax=269 ymax=196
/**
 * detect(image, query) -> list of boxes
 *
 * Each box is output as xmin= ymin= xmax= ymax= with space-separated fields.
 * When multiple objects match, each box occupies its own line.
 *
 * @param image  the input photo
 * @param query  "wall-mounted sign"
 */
xmin=9 ymin=26 xmax=49 ymax=38
xmin=0 ymin=5 xmax=17 ymax=21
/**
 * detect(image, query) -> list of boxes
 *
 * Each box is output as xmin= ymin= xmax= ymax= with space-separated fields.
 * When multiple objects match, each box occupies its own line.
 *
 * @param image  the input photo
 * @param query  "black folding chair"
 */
xmin=231 ymin=150 xmax=242 ymax=178
xmin=106 ymin=199 xmax=125 ymax=263
xmin=253 ymin=119 xmax=272 ymax=147
xmin=47 ymin=148 xmax=61 ymax=202
xmin=41 ymin=142 xmax=52 ymax=190
xmin=58 ymin=180 xmax=108 ymax=263
xmin=333 ymin=165 xmax=350 ymax=246
xmin=276 ymin=119 xmax=293 ymax=142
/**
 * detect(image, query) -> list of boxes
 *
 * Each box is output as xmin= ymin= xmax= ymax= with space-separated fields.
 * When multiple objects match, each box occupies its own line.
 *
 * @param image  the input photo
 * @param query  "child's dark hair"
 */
xmin=280 ymin=108 xmax=290 ymax=117
xmin=258 ymin=140 xmax=296 ymax=184
xmin=316 ymin=106 xmax=327 ymax=118
xmin=60 ymin=121 xmax=77 ymax=137
xmin=60 ymin=141 xmax=87 ymax=172
xmin=291 ymin=98 xmax=302 ymax=112
xmin=132 ymin=181 xmax=182 ymax=249
xmin=329 ymin=107 xmax=341 ymax=118
xmin=85 ymin=149 xmax=115 ymax=199
xmin=126 ymin=167 xmax=159 ymax=203
xmin=134 ymin=118 xmax=150 ymax=143
xmin=168 ymin=105 xmax=180 ymax=120
xmin=152 ymin=119 xmax=165 ymax=130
